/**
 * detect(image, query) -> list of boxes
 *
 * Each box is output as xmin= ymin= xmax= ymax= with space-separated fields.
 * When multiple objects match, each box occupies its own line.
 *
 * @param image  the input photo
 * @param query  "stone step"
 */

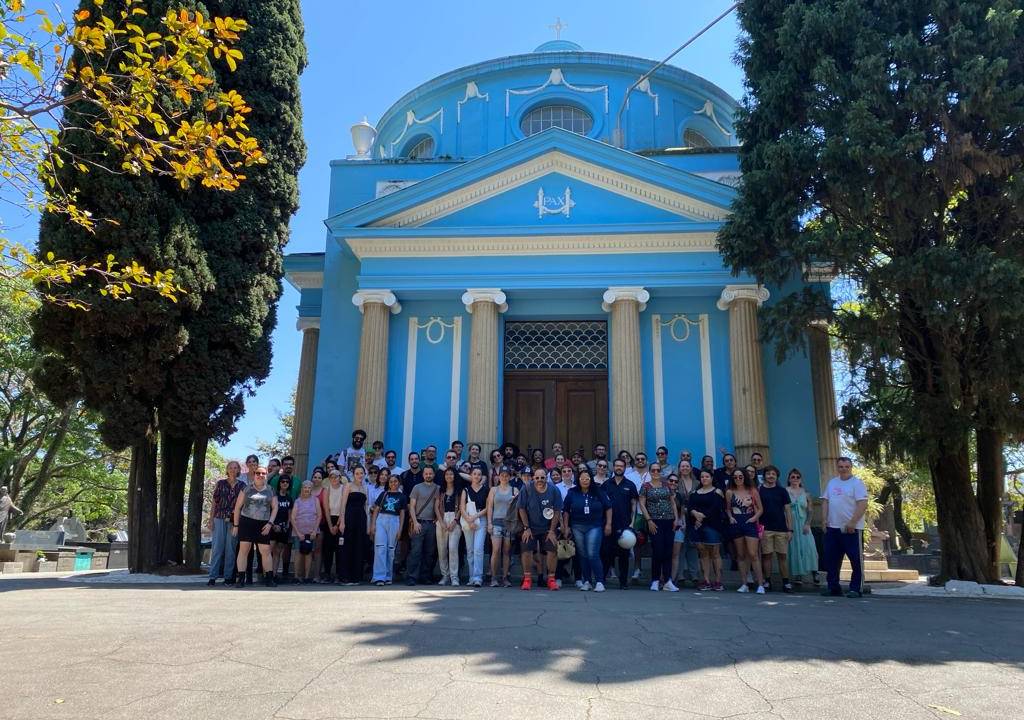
xmin=0 ymin=561 xmax=24 ymax=574
xmin=841 ymin=568 xmax=919 ymax=582
xmin=843 ymin=559 xmax=890 ymax=571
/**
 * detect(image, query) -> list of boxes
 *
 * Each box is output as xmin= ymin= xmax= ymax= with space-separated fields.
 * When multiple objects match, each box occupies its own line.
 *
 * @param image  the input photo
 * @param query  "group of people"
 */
xmin=207 ymin=430 xmax=870 ymax=598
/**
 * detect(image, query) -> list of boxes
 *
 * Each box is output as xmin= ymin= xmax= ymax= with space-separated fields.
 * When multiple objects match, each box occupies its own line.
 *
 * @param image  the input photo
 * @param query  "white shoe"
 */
xmin=663 ymin=579 xmax=679 ymax=592
xmin=593 ymin=582 xmax=606 ymax=593
xmin=737 ymin=584 xmax=750 ymax=593
xmin=756 ymin=585 xmax=766 ymax=595
xmin=650 ymin=581 xmax=660 ymax=592
xmin=580 ymin=581 xmax=592 ymax=591
xmin=437 ymin=577 xmax=449 ymax=586
xmin=451 ymin=578 xmax=460 ymax=586
xmin=575 ymin=579 xmax=584 ymax=589
xmin=632 ymin=569 xmax=642 ymax=579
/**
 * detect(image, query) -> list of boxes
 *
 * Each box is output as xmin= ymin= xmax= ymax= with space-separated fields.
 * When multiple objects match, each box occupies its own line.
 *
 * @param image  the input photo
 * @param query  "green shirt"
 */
xmin=269 ymin=473 xmax=300 ymax=499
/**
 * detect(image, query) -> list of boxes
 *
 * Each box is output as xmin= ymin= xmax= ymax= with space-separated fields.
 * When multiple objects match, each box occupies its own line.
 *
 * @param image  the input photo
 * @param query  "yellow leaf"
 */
xmin=75 ymin=9 xmax=90 ymax=21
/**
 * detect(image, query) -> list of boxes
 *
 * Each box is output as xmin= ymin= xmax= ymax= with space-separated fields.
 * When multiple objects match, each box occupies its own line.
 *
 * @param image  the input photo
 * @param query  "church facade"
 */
xmin=284 ymin=40 xmax=840 ymax=492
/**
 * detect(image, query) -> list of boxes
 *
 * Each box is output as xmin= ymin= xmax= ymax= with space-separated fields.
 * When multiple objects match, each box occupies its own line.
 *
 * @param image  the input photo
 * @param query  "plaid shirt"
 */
xmin=212 ymin=478 xmax=245 ymax=520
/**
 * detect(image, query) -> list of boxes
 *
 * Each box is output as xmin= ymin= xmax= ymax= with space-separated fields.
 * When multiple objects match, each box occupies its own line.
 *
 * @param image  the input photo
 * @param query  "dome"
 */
xmin=533 ymin=39 xmax=584 ymax=53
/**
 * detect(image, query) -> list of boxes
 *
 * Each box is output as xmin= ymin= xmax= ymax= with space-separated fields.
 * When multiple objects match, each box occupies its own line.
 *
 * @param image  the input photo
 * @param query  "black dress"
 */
xmin=340 ymin=489 xmax=368 ymax=583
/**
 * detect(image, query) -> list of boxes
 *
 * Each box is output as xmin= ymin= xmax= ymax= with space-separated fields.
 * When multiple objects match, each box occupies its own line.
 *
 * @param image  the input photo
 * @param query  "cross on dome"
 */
xmin=548 ymin=17 xmax=568 ymax=40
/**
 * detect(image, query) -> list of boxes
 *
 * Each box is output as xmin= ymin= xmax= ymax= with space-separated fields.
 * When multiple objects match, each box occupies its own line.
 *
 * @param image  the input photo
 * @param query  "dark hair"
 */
xmin=729 ymin=468 xmax=753 ymax=491
xmin=578 ymin=469 xmax=593 ymax=485
xmin=385 ymin=449 xmax=396 ymax=458
xmin=245 ymin=454 xmax=259 ymax=464
xmin=452 ymin=439 xmax=463 ymax=447
xmin=408 ymin=451 xmax=419 ymax=460
xmin=656 ymin=446 xmax=669 ymax=455
xmin=722 ymin=452 xmax=736 ymax=462
xmin=372 ymin=440 xmax=384 ymax=449
xmin=838 ymin=456 xmax=853 ymax=464
xmin=352 ymin=429 xmax=366 ymax=440
xmin=699 ymin=469 xmax=714 ymax=484
xmin=281 ymin=455 xmax=295 ymax=464
xmin=469 ymin=443 xmax=481 ymax=452
xmin=763 ymin=465 xmax=781 ymax=477
xmin=594 ymin=442 xmax=607 ymax=450
xmin=311 ymin=466 xmax=324 ymax=478
xmin=443 ymin=467 xmax=457 ymax=486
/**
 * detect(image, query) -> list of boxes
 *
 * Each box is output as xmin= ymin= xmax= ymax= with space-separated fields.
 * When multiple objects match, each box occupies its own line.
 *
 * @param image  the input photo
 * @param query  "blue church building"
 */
xmin=284 ymin=40 xmax=841 ymax=493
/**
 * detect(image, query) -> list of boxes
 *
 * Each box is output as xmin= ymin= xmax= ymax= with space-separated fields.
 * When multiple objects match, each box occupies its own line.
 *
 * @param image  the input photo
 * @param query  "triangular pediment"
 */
xmin=325 ymin=128 xmax=735 ymax=233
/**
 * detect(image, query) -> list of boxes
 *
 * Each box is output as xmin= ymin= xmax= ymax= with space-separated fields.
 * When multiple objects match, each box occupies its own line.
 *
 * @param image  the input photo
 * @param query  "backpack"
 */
xmin=505 ymin=488 xmax=524 ymax=537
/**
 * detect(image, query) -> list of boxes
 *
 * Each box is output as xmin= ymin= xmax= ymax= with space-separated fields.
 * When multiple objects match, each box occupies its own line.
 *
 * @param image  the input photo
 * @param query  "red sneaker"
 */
xmin=520 ymin=576 xmax=532 ymax=591
xmin=546 ymin=576 xmax=559 ymax=591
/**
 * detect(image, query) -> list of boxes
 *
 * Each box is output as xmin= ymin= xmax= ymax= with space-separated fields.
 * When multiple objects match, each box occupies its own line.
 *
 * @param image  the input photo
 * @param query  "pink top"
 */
xmin=292 ymin=495 xmax=320 ymax=536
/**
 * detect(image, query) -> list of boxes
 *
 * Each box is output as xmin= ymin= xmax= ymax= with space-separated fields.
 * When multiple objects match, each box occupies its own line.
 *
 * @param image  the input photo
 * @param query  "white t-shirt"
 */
xmin=821 ymin=476 xmax=869 ymax=529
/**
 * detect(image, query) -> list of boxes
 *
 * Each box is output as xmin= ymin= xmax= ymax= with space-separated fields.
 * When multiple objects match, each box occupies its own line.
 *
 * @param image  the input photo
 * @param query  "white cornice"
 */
xmin=461 ymin=288 xmax=508 ymax=313
xmin=369 ymin=150 xmax=729 ymax=228
xmin=352 ymin=290 xmax=402 ymax=315
xmin=296 ymin=316 xmax=321 ymax=332
xmin=346 ymin=231 xmax=719 ymax=259
xmin=602 ymin=287 xmax=650 ymax=312
xmin=716 ymin=284 xmax=770 ymax=311
xmin=287 ymin=271 xmax=323 ymax=290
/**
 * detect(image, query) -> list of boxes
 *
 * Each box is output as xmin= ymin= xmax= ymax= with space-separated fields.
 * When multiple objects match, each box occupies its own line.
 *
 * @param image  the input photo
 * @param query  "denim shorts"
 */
xmin=490 ymin=520 xmax=510 ymax=539
xmin=695 ymin=526 xmax=722 ymax=545
xmin=729 ymin=514 xmax=759 ymax=539
xmin=674 ymin=529 xmax=685 ymax=543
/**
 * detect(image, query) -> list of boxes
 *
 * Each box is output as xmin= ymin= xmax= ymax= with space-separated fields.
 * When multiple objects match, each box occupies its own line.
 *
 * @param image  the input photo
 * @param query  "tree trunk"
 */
xmin=184 ymin=435 xmax=209 ymax=571
xmin=158 ymin=431 xmax=191 ymax=565
xmin=930 ymin=442 xmax=995 ymax=583
xmin=975 ymin=427 xmax=1004 ymax=581
xmin=10 ymin=405 xmax=75 ymax=527
xmin=128 ymin=435 xmax=159 ymax=573
xmin=877 ymin=481 xmax=913 ymax=548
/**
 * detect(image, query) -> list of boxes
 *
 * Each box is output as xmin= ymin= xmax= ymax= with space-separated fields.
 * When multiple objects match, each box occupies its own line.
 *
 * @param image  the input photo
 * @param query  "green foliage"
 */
xmin=0 ymin=278 xmax=127 ymax=528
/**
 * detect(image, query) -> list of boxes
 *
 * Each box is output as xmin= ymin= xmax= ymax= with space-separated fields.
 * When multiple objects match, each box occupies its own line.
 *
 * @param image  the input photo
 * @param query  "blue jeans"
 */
xmin=572 ymin=525 xmax=604 ymax=585
xmin=824 ymin=527 xmax=862 ymax=593
xmin=208 ymin=517 xmax=238 ymax=580
xmin=372 ymin=514 xmax=401 ymax=582
xmin=463 ymin=520 xmax=486 ymax=583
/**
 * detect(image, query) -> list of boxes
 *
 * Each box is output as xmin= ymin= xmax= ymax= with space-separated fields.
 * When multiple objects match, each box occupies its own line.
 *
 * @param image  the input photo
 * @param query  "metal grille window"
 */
xmin=504 ymin=321 xmax=608 ymax=370
xmin=683 ymin=128 xmax=712 ymax=149
xmin=407 ymin=136 xmax=435 ymax=159
xmin=520 ymin=105 xmax=593 ymax=137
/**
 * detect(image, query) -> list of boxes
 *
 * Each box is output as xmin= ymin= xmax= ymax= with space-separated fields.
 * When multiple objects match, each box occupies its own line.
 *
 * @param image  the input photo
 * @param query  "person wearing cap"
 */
xmin=601 ymin=458 xmax=639 ymax=589
xmin=485 ymin=465 xmax=518 ymax=587
xmin=517 ymin=468 xmax=562 ymax=591
xmin=291 ymin=480 xmax=322 ymax=583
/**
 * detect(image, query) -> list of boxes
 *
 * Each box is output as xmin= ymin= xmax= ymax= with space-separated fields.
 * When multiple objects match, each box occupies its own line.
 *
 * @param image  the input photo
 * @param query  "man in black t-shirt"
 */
xmin=758 ymin=465 xmax=793 ymax=593
xmin=601 ymin=459 xmax=640 ymax=589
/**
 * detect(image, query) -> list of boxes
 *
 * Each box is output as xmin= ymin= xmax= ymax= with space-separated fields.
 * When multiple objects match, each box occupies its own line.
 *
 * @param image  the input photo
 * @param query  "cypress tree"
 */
xmin=719 ymin=0 xmax=1024 ymax=582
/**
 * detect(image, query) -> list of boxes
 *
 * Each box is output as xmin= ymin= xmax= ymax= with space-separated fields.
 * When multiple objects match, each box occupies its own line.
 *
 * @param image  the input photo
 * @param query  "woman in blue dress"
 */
xmin=785 ymin=468 xmax=819 ymax=584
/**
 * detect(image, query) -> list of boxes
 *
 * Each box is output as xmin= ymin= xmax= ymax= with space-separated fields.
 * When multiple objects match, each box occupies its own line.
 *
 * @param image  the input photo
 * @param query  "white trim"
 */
xmin=461 ymin=288 xmax=508 ymax=313
xmin=505 ymin=68 xmax=609 ymax=116
xmin=370 ymin=150 xmax=729 ymax=227
xmin=286 ymin=270 xmax=323 ymax=290
xmin=401 ymin=316 xmax=419 ymax=462
xmin=631 ymin=77 xmax=659 ymax=115
xmin=347 ymin=231 xmax=719 ymax=259
xmin=457 ymin=81 xmax=489 ymax=123
xmin=389 ymin=108 xmax=444 ymax=157
xmin=698 ymin=314 xmax=716 ymax=459
xmin=449 ymin=317 xmax=463 ymax=444
xmin=652 ymin=314 xmax=666 ymax=449
xmin=296 ymin=316 xmax=321 ymax=332
xmin=716 ymin=284 xmax=770 ymax=311
xmin=602 ymin=286 xmax=650 ymax=313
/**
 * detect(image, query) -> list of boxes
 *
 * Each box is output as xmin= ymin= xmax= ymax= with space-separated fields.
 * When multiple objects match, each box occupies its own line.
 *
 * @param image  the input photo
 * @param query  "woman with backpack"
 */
xmin=486 ymin=465 xmax=518 ymax=587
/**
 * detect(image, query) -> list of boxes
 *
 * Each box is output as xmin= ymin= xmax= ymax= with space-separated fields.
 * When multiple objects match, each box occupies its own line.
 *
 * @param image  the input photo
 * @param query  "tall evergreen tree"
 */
xmin=158 ymin=0 xmax=306 ymax=564
xmin=720 ymin=0 xmax=1024 ymax=582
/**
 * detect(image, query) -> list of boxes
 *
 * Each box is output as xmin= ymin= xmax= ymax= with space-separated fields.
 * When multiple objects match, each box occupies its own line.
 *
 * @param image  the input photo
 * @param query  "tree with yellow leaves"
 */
xmin=0 ymin=0 xmax=265 ymax=307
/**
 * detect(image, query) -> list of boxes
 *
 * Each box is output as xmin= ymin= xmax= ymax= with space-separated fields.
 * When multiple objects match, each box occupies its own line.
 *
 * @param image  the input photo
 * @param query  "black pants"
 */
xmin=601 ymin=533 xmax=630 ymax=585
xmin=407 ymin=520 xmax=437 ymax=583
xmin=245 ymin=544 xmax=264 ymax=583
xmin=321 ymin=515 xmax=341 ymax=580
xmin=650 ymin=519 xmax=674 ymax=582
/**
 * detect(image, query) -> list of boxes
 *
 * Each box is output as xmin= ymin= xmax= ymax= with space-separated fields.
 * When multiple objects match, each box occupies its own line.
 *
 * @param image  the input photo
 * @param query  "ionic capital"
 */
xmin=461 ymin=288 xmax=508 ymax=314
xmin=716 ymin=284 xmax=770 ymax=311
xmin=352 ymin=289 xmax=401 ymax=315
xmin=602 ymin=286 xmax=650 ymax=313
xmin=296 ymin=316 xmax=321 ymax=332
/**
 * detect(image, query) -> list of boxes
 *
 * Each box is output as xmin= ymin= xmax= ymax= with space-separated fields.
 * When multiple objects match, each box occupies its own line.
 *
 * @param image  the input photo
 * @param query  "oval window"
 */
xmin=407 ymin=136 xmax=435 ymax=159
xmin=520 ymin=104 xmax=593 ymax=137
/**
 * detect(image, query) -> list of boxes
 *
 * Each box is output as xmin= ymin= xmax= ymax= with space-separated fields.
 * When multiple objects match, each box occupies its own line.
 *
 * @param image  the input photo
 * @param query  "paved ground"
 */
xmin=1 ymin=575 xmax=1021 ymax=720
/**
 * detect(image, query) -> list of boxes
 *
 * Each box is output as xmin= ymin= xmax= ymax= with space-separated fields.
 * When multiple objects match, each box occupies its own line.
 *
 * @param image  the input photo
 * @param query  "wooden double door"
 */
xmin=503 ymin=372 xmax=609 ymax=459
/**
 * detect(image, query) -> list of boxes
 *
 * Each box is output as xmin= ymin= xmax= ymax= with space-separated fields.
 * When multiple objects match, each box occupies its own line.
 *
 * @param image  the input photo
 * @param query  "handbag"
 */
xmin=556 ymin=537 xmax=576 ymax=560
xmin=460 ymin=500 xmax=479 ymax=533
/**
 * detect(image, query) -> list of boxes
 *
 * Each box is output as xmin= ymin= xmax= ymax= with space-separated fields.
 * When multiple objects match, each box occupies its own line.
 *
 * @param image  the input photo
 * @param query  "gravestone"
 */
xmin=12 ymin=529 xmax=64 ymax=550
xmin=49 ymin=517 xmax=87 ymax=543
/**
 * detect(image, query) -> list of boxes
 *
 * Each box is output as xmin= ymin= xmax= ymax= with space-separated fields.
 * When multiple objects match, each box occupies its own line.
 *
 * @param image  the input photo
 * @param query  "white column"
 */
xmin=352 ymin=290 xmax=401 ymax=444
xmin=717 ymin=285 xmax=771 ymax=461
xmin=462 ymin=289 xmax=507 ymax=454
xmin=603 ymin=287 xmax=649 ymax=454
xmin=291 ymin=317 xmax=320 ymax=483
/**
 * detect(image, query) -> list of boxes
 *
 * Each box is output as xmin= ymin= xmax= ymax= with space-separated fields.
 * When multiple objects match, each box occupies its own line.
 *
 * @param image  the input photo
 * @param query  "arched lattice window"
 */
xmin=683 ymin=128 xmax=713 ymax=149
xmin=520 ymin=105 xmax=593 ymax=137
xmin=407 ymin=136 xmax=435 ymax=159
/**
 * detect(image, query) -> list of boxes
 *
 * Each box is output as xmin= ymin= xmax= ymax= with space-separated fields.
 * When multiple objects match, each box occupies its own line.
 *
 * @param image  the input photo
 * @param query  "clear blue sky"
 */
xmin=219 ymin=0 xmax=746 ymax=461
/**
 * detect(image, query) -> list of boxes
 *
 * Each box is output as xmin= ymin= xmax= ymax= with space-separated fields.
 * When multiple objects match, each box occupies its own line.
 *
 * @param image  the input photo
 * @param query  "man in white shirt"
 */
xmin=625 ymin=451 xmax=651 ymax=490
xmin=337 ymin=429 xmax=367 ymax=470
xmin=377 ymin=449 xmax=404 ymax=475
xmin=820 ymin=457 xmax=869 ymax=598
